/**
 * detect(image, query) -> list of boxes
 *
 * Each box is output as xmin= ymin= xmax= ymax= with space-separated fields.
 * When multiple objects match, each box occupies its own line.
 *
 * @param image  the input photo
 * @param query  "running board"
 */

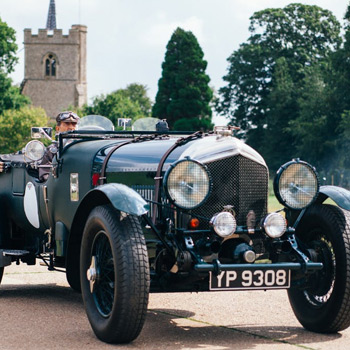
xmin=0 ymin=249 xmax=30 ymax=267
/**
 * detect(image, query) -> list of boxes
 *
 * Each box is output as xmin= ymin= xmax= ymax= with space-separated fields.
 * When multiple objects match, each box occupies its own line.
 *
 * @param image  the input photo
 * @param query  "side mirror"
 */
xmin=31 ymin=127 xmax=53 ymax=140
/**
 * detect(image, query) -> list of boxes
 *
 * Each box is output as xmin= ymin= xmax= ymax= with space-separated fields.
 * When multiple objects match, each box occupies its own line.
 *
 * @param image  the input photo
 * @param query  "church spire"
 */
xmin=46 ymin=0 xmax=57 ymax=30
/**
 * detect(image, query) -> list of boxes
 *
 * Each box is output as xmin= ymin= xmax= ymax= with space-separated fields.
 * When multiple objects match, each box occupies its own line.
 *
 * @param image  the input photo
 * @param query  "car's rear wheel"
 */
xmin=288 ymin=204 xmax=350 ymax=333
xmin=0 ymin=267 xmax=4 ymax=284
xmin=80 ymin=205 xmax=150 ymax=343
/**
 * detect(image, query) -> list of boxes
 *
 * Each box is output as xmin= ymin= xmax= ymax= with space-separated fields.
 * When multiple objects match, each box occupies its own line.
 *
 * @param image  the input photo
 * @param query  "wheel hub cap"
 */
xmin=87 ymin=256 xmax=98 ymax=293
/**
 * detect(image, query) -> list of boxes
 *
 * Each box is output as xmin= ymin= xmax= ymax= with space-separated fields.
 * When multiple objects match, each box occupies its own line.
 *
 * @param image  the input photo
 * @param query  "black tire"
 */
xmin=66 ymin=247 xmax=82 ymax=293
xmin=80 ymin=205 xmax=150 ymax=344
xmin=288 ymin=204 xmax=350 ymax=333
xmin=0 ymin=267 xmax=3 ymax=284
xmin=66 ymin=264 xmax=81 ymax=292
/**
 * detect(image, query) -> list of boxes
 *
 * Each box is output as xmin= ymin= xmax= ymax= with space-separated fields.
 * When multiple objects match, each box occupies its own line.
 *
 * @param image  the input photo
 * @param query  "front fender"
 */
xmin=82 ymin=183 xmax=149 ymax=216
xmin=317 ymin=185 xmax=350 ymax=211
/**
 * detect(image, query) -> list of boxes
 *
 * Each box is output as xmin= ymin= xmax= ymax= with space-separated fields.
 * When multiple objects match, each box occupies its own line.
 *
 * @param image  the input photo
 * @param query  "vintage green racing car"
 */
xmin=1 ymin=115 xmax=350 ymax=343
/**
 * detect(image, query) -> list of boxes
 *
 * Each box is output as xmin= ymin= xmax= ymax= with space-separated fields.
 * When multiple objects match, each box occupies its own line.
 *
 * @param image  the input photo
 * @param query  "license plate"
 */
xmin=209 ymin=268 xmax=291 ymax=291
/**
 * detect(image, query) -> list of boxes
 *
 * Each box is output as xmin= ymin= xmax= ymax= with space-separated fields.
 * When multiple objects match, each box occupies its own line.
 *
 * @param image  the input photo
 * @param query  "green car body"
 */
xmin=1 ymin=116 xmax=350 ymax=344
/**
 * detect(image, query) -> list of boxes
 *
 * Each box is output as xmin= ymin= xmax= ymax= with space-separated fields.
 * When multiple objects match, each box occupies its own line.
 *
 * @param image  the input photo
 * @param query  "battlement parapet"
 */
xmin=24 ymin=25 xmax=87 ymax=44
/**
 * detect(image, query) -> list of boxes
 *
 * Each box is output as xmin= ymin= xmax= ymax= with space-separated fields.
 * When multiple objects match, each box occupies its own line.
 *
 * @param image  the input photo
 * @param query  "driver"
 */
xmin=44 ymin=111 xmax=80 ymax=161
xmin=55 ymin=111 xmax=80 ymax=133
xmin=39 ymin=111 xmax=80 ymax=181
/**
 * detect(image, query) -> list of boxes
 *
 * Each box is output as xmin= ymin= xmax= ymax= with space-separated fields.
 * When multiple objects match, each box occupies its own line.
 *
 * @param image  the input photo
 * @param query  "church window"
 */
xmin=45 ymin=54 xmax=56 ymax=76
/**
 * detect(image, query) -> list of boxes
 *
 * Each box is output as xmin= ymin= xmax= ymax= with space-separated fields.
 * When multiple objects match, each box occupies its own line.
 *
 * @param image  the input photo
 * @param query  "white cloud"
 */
xmin=140 ymin=15 xmax=204 ymax=48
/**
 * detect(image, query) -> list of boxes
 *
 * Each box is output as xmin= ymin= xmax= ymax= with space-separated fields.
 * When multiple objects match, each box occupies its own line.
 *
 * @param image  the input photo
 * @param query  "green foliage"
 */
xmin=336 ymin=110 xmax=350 ymax=170
xmin=0 ymin=17 xmax=30 ymax=115
xmin=122 ymin=83 xmax=152 ymax=117
xmin=0 ymin=106 xmax=49 ymax=153
xmin=83 ymin=84 xmax=152 ymax=127
xmin=216 ymin=3 xmax=341 ymax=172
xmin=83 ymin=91 xmax=142 ymax=127
xmin=0 ymin=16 xmax=18 ymax=74
xmin=287 ymin=65 xmax=337 ymax=171
xmin=0 ymin=74 xmax=30 ymax=113
xmin=255 ymin=57 xmax=297 ymax=170
xmin=328 ymin=4 xmax=350 ymax=134
xmin=173 ymin=116 xmax=213 ymax=131
xmin=288 ymin=3 xmax=350 ymax=176
xmin=152 ymin=27 xmax=213 ymax=130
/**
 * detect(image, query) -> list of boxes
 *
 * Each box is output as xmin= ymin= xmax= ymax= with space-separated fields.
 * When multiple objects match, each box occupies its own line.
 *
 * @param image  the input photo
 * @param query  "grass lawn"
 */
xmin=267 ymin=184 xmax=335 ymax=212
xmin=268 ymin=194 xmax=283 ymax=212
xmin=268 ymin=179 xmax=283 ymax=212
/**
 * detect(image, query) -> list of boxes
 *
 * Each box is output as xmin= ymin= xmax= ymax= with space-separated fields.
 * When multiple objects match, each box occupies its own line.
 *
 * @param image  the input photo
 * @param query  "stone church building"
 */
xmin=21 ymin=0 xmax=87 ymax=118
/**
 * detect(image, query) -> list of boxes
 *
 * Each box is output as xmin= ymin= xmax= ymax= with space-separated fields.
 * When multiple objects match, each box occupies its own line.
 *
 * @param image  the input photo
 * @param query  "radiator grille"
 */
xmin=192 ymin=155 xmax=268 ymax=227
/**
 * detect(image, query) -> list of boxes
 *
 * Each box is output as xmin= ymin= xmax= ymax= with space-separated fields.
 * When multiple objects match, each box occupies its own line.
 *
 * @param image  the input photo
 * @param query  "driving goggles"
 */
xmin=56 ymin=112 xmax=80 ymax=123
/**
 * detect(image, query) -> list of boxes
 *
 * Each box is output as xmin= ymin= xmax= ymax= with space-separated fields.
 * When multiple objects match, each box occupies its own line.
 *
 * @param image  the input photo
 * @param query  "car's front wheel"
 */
xmin=80 ymin=205 xmax=150 ymax=344
xmin=288 ymin=204 xmax=350 ymax=333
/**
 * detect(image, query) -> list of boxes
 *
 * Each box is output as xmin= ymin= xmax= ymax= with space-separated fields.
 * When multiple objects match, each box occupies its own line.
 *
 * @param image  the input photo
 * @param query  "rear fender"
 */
xmin=316 ymin=185 xmax=350 ymax=211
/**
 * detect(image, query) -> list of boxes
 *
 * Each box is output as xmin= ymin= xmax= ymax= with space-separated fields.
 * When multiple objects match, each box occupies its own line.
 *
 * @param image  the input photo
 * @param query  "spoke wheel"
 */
xmin=89 ymin=232 xmax=115 ymax=317
xmin=80 ymin=205 xmax=150 ymax=344
xmin=288 ymin=204 xmax=350 ymax=333
xmin=303 ymin=237 xmax=335 ymax=306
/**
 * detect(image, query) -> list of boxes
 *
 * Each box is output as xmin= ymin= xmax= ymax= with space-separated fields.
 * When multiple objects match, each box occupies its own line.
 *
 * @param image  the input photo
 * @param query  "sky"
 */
xmin=0 ymin=0 xmax=348 ymax=124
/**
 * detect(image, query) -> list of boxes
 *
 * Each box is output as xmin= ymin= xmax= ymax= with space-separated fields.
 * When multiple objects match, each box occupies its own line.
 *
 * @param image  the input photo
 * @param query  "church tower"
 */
xmin=21 ymin=0 xmax=87 ymax=118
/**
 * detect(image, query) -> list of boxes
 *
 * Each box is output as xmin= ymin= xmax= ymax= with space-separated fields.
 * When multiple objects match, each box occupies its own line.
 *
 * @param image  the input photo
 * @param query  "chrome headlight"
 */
xmin=210 ymin=211 xmax=237 ymax=238
xmin=263 ymin=213 xmax=287 ymax=238
xmin=164 ymin=158 xmax=211 ymax=210
xmin=274 ymin=159 xmax=319 ymax=210
xmin=24 ymin=140 xmax=46 ymax=161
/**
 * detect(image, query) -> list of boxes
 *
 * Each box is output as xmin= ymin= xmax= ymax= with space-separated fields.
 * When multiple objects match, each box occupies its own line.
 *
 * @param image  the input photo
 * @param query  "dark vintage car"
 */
xmin=1 ymin=115 xmax=350 ymax=344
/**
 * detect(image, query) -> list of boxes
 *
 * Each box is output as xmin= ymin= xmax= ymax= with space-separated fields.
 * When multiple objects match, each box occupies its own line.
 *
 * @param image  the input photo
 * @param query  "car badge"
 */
xmin=223 ymin=205 xmax=235 ymax=217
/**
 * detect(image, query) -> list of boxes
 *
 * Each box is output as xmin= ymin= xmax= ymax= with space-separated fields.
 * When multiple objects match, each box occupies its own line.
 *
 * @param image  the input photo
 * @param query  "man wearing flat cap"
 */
xmin=55 ymin=111 xmax=80 ymax=133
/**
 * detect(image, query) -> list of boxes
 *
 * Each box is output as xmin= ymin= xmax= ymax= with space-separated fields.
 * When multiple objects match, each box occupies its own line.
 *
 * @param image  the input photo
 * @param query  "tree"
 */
xmin=0 ymin=75 xmax=30 ymax=113
xmin=0 ymin=16 xmax=30 ymax=114
xmin=338 ymin=111 xmax=350 ymax=169
xmin=328 ymin=4 xmax=350 ymax=176
xmin=258 ymin=57 xmax=296 ymax=170
xmin=287 ymin=65 xmax=334 ymax=169
xmin=173 ymin=116 xmax=213 ymax=131
xmin=0 ymin=16 xmax=18 ymax=74
xmin=331 ymin=5 xmax=350 ymax=111
xmin=122 ymin=83 xmax=152 ymax=117
xmin=83 ymin=84 xmax=152 ymax=127
xmin=0 ymin=106 xmax=49 ymax=153
xmin=152 ymin=27 xmax=213 ymax=130
xmin=216 ymin=4 xmax=341 ymax=169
